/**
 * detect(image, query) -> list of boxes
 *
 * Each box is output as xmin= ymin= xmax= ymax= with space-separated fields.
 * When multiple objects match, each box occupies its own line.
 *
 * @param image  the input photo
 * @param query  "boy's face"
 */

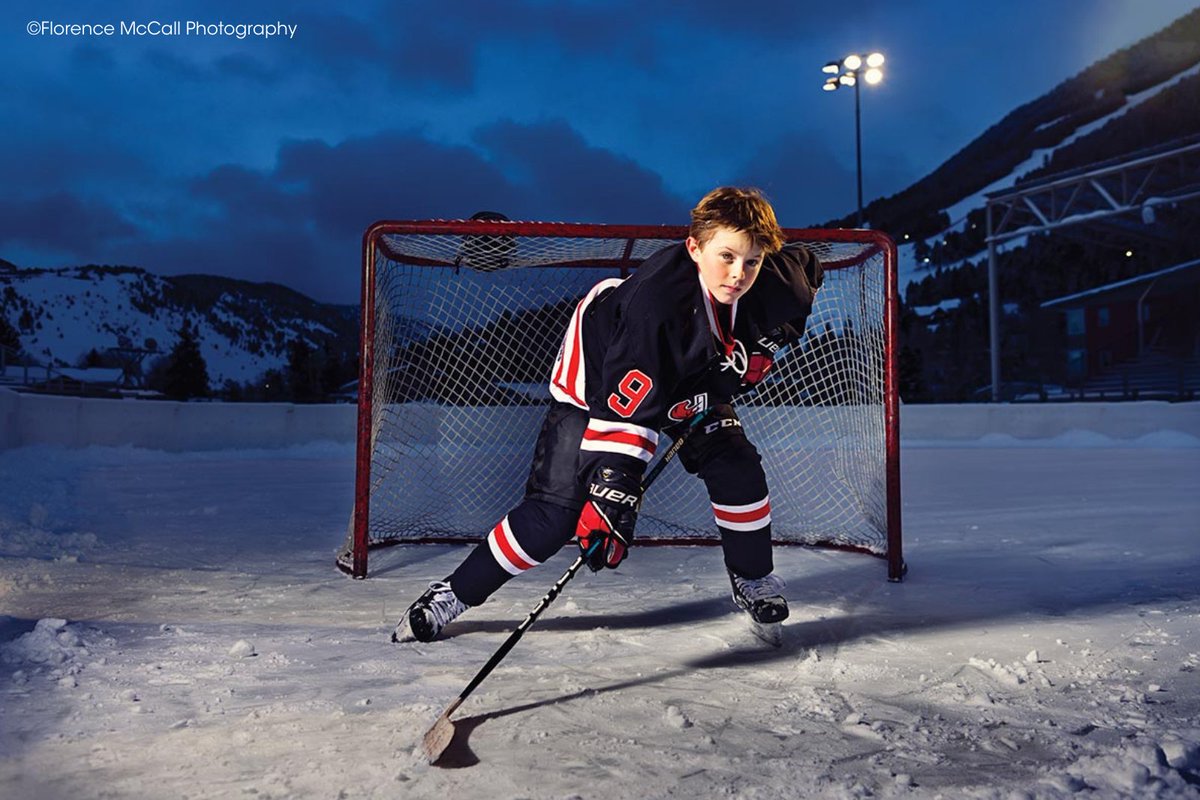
xmin=686 ymin=226 xmax=764 ymax=305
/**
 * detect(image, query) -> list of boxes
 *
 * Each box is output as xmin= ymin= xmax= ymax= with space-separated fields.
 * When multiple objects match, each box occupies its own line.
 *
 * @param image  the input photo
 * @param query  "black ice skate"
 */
xmin=728 ymin=570 xmax=788 ymax=647
xmin=392 ymin=580 xmax=469 ymax=643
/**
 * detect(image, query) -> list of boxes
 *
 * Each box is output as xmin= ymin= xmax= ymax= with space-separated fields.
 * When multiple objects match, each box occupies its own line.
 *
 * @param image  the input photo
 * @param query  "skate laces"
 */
xmin=422 ymin=580 xmax=467 ymax=627
xmin=733 ymin=572 xmax=785 ymax=601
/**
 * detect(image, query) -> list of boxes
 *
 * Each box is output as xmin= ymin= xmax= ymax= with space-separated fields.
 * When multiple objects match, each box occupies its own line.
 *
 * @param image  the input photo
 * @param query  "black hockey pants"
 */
xmin=448 ymin=402 xmax=773 ymax=607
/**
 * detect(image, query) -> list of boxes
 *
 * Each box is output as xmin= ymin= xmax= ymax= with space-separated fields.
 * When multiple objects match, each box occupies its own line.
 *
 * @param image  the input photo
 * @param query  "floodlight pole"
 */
xmin=824 ymin=53 xmax=882 ymax=229
xmin=854 ymin=78 xmax=864 ymax=228
xmin=987 ymin=205 xmax=1000 ymax=402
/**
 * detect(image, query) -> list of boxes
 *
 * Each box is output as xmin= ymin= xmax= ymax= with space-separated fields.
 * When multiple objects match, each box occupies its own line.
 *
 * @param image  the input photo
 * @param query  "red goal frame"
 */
xmin=345 ymin=221 xmax=903 ymax=581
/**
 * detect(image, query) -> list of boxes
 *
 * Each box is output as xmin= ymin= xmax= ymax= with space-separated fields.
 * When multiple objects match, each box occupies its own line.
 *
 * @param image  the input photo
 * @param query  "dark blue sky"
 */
xmin=4 ymin=0 xmax=1197 ymax=303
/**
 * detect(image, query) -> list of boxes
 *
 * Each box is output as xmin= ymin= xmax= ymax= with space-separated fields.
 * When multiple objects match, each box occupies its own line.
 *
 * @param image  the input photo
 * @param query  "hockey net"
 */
xmin=339 ymin=221 xmax=902 ymax=580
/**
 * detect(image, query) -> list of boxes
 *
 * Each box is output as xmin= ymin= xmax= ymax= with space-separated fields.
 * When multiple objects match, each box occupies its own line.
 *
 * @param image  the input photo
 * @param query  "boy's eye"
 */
xmin=746 ymin=259 xmax=761 ymax=269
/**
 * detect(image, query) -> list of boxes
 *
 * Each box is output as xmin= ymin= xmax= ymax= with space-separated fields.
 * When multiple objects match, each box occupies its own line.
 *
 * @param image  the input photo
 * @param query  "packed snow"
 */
xmin=1 ymin=419 xmax=1198 ymax=799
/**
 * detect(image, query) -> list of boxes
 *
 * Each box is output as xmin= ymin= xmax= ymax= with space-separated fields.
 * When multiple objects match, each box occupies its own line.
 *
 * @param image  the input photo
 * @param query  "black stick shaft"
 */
xmin=441 ymin=409 xmax=710 ymax=714
xmin=446 ymin=552 xmax=586 ymax=714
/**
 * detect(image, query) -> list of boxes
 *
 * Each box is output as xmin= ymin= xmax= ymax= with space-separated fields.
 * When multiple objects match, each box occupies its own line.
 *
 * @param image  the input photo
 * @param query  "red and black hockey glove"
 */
xmin=575 ymin=466 xmax=641 ymax=571
xmin=743 ymin=350 xmax=775 ymax=386
xmin=741 ymin=331 xmax=787 ymax=388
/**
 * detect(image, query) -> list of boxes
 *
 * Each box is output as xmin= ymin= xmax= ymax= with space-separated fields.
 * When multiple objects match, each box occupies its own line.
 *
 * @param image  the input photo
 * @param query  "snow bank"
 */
xmin=901 ymin=401 xmax=1200 ymax=444
xmin=1 ymin=388 xmax=1197 ymax=451
xmin=0 ymin=388 xmax=355 ymax=451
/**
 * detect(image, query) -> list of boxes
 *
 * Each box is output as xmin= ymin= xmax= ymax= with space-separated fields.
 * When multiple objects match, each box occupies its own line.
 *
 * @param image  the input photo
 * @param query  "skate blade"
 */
xmin=749 ymin=620 xmax=783 ymax=648
xmin=391 ymin=616 xmax=416 ymax=643
xmin=422 ymin=711 xmax=456 ymax=763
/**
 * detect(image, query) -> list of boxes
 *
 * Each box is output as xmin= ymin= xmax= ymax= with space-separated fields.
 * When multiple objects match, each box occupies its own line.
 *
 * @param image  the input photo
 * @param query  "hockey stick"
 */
xmin=421 ymin=408 xmax=712 ymax=763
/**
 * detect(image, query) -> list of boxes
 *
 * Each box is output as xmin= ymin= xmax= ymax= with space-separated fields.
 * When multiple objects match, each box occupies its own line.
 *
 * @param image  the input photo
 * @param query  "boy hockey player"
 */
xmin=393 ymin=186 xmax=824 ymax=643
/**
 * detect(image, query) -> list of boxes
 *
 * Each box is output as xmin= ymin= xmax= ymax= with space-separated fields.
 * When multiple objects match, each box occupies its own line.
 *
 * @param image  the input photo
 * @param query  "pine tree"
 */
xmin=0 ymin=314 xmax=20 ymax=371
xmin=164 ymin=320 xmax=210 ymax=400
xmin=77 ymin=348 xmax=104 ymax=368
xmin=0 ymin=314 xmax=20 ymax=353
xmin=286 ymin=338 xmax=321 ymax=402
xmin=320 ymin=346 xmax=356 ymax=397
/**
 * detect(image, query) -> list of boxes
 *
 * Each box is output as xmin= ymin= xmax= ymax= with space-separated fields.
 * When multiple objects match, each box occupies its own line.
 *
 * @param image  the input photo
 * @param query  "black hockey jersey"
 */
xmin=548 ymin=241 xmax=823 ymax=481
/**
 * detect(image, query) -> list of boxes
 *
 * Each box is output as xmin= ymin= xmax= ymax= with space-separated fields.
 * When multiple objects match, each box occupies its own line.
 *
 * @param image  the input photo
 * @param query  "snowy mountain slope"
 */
xmin=0 ymin=263 xmax=356 ymax=389
xmin=918 ymin=10 xmax=1195 ymax=220
xmin=896 ymin=58 xmax=1200 ymax=298
xmin=3 ymin=16 xmax=1195 ymax=402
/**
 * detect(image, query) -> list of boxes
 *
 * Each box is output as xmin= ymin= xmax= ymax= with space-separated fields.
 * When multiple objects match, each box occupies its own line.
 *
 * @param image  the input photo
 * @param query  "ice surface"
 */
xmin=1 ymin=431 xmax=1198 ymax=799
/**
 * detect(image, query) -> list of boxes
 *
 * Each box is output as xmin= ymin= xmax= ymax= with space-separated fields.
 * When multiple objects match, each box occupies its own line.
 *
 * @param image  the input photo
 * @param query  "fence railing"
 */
xmin=0 ymin=343 xmax=107 ymax=397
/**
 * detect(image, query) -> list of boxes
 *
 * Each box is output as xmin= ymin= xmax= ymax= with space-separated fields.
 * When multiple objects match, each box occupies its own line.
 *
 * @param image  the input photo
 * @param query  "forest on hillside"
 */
xmin=873 ymin=10 xmax=1200 ymax=402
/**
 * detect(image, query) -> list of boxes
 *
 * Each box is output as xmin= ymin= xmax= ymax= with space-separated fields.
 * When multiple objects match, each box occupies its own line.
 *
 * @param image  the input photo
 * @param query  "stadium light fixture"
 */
xmin=822 ymin=51 xmax=886 ymax=227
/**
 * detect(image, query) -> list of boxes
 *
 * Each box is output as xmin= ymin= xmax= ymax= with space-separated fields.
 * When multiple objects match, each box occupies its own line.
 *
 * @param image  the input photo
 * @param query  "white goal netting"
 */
xmin=340 ymin=222 xmax=901 ymax=579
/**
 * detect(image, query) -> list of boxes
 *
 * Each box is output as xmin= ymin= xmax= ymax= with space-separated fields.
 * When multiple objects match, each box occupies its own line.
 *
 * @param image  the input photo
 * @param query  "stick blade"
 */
xmin=421 ymin=712 xmax=456 ymax=763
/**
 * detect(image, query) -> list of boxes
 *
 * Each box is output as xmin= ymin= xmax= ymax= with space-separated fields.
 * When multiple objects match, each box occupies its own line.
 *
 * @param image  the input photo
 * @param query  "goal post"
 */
xmin=339 ymin=219 xmax=903 ymax=581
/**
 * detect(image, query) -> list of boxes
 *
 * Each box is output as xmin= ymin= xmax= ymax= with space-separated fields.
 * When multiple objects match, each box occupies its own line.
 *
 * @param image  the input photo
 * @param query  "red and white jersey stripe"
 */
xmin=712 ymin=496 xmax=771 ymax=532
xmin=549 ymin=277 xmax=624 ymax=409
xmin=581 ymin=418 xmax=658 ymax=463
xmin=487 ymin=516 xmax=543 ymax=576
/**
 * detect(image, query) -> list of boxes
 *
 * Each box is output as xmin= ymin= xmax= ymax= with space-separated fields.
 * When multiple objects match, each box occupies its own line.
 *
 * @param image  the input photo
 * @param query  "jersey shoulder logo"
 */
xmin=667 ymin=392 xmax=708 ymax=422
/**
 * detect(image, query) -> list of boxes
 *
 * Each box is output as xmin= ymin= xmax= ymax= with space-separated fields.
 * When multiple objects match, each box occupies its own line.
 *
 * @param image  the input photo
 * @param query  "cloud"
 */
xmin=69 ymin=43 xmax=118 ymax=71
xmin=119 ymin=226 xmax=346 ymax=304
xmin=142 ymin=49 xmax=210 ymax=82
xmin=0 ymin=193 xmax=139 ymax=255
xmin=273 ymin=131 xmax=517 ymax=234
xmin=214 ymin=53 xmax=281 ymax=84
xmin=734 ymin=132 xmax=860 ymax=227
xmin=265 ymin=119 xmax=687 ymax=232
xmin=630 ymin=0 xmax=894 ymax=44
xmin=377 ymin=11 xmax=477 ymax=91
xmin=90 ymin=119 xmax=684 ymax=302
xmin=288 ymin=2 xmax=669 ymax=94
xmin=474 ymin=119 xmax=689 ymax=222
xmin=189 ymin=165 xmax=306 ymax=224
xmin=285 ymin=7 xmax=477 ymax=92
xmin=11 ymin=0 xmax=1036 ymax=302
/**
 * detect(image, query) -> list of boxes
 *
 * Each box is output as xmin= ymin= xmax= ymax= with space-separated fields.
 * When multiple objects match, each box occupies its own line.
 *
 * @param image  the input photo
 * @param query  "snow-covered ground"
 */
xmin=1 ymin=431 xmax=1199 ymax=799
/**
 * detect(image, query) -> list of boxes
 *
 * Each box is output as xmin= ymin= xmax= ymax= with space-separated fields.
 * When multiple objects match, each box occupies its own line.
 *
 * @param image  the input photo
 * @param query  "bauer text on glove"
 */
xmin=575 ymin=466 xmax=641 ymax=570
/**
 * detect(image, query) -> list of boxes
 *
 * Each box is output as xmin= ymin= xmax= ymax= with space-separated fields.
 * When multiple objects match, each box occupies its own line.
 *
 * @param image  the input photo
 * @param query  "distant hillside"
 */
xmin=841 ymin=7 xmax=1200 ymax=241
xmin=831 ymin=9 xmax=1200 ymax=401
xmin=0 ymin=261 xmax=357 ymax=392
xmin=4 ymin=12 xmax=1197 ymax=405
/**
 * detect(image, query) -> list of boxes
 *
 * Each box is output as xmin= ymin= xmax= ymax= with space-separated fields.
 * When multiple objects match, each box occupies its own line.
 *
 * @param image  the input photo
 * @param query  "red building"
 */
xmin=1041 ymin=258 xmax=1200 ymax=397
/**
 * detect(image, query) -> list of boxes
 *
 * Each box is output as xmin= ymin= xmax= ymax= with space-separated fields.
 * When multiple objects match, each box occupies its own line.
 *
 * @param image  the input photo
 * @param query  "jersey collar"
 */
xmin=697 ymin=270 xmax=738 ymax=357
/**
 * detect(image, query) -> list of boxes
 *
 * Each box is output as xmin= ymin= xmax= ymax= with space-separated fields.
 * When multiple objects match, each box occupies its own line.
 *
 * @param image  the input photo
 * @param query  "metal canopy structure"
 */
xmin=983 ymin=138 xmax=1200 ymax=401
